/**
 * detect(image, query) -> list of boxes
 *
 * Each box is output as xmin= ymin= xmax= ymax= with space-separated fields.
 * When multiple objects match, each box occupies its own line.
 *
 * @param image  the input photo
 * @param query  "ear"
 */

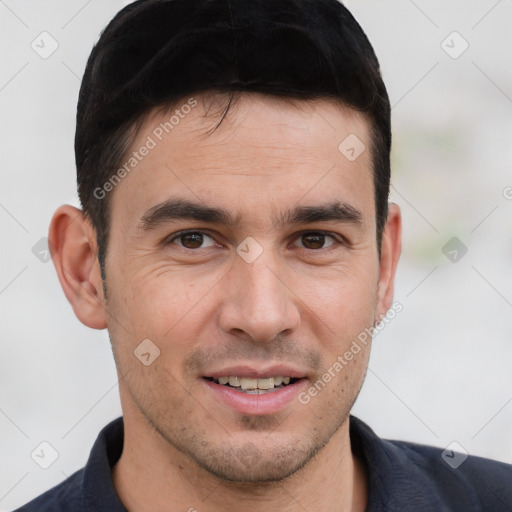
xmin=48 ymin=205 xmax=108 ymax=330
xmin=376 ymin=203 xmax=402 ymax=321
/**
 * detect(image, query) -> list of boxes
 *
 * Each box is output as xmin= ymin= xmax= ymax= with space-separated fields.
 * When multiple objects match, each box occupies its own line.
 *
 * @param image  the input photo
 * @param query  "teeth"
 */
xmin=257 ymin=377 xmax=274 ymax=390
xmin=240 ymin=378 xmax=258 ymax=390
xmin=215 ymin=376 xmax=294 ymax=390
xmin=228 ymin=376 xmax=240 ymax=387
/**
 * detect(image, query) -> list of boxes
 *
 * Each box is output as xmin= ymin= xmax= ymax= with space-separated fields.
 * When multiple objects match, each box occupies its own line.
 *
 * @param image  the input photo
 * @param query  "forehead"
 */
xmin=109 ymin=93 xmax=375 ymax=229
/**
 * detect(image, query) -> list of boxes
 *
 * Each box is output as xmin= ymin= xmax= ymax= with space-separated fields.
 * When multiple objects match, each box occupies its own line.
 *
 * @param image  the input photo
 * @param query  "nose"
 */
xmin=218 ymin=250 xmax=301 ymax=343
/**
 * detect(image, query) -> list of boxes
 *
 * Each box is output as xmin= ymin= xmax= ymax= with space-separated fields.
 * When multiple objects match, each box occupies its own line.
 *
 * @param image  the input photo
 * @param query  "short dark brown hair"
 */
xmin=75 ymin=0 xmax=391 ymax=272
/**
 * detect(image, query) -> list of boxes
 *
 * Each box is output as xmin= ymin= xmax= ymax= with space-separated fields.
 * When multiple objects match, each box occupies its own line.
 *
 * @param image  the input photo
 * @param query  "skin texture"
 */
xmin=49 ymin=93 xmax=401 ymax=512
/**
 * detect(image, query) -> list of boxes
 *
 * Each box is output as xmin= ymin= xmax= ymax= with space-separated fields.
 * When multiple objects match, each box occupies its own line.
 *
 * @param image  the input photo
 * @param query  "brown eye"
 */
xmin=180 ymin=232 xmax=203 ymax=248
xmin=170 ymin=231 xmax=216 ymax=249
xmin=296 ymin=232 xmax=337 ymax=249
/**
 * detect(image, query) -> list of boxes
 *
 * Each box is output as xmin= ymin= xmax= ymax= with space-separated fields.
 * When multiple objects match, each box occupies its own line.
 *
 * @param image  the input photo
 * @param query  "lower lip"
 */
xmin=202 ymin=378 xmax=308 ymax=415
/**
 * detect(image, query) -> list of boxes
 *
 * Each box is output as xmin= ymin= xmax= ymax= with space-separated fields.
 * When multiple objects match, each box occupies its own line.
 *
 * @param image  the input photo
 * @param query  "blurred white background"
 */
xmin=1 ymin=0 xmax=511 ymax=510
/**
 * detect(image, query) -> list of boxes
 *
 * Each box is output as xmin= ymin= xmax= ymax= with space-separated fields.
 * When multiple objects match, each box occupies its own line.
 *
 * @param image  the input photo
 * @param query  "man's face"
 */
xmin=103 ymin=94 xmax=390 ymax=482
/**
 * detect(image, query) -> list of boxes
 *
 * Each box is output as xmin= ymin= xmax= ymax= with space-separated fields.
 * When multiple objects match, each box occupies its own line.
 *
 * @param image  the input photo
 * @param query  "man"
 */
xmin=15 ymin=0 xmax=511 ymax=510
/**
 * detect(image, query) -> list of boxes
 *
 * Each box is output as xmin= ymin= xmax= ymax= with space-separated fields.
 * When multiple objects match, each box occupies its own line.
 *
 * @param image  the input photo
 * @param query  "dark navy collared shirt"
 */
xmin=14 ymin=416 xmax=512 ymax=511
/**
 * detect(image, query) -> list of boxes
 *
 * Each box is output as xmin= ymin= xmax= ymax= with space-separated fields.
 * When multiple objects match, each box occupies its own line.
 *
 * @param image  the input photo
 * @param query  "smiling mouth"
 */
xmin=203 ymin=376 xmax=301 ymax=394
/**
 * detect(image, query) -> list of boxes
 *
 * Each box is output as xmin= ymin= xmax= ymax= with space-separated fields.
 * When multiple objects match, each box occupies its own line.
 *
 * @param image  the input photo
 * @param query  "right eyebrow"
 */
xmin=137 ymin=198 xmax=241 ymax=231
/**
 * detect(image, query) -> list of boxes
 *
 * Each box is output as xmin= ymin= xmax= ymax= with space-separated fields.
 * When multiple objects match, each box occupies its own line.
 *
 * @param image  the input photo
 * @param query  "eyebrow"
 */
xmin=137 ymin=197 xmax=363 ymax=231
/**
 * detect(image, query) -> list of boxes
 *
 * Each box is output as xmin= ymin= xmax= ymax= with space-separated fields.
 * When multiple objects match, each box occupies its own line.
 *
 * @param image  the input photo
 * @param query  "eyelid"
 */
xmin=291 ymin=230 xmax=345 ymax=249
xmin=165 ymin=229 xmax=217 ymax=248
xmin=163 ymin=228 xmax=348 ymax=249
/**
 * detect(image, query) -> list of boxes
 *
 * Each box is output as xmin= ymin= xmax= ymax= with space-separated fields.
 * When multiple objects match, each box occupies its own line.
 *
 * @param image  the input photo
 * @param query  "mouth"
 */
xmin=201 ymin=366 xmax=309 ymax=415
xmin=203 ymin=376 xmax=301 ymax=394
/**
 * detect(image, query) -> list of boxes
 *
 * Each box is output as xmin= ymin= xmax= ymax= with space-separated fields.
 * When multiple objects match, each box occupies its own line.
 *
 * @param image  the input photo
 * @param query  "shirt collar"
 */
xmin=82 ymin=416 xmax=127 ymax=511
xmin=80 ymin=414 xmax=409 ymax=511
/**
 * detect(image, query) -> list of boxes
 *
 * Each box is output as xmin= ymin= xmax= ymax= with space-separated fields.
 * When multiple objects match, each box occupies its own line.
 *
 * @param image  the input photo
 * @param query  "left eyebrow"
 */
xmin=137 ymin=197 xmax=364 ymax=231
xmin=275 ymin=202 xmax=364 ymax=229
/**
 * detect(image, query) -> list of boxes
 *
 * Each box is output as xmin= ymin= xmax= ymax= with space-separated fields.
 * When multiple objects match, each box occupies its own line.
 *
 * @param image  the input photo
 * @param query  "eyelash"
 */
xmin=165 ymin=229 xmax=346 ymax=252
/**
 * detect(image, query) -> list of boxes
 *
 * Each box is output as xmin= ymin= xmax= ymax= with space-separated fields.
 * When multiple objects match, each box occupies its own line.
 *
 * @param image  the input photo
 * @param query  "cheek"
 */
xmin=297 ymin=261 xmax=379 ymax=341
xmin=113 ymin=262 xmax=224 ymax=341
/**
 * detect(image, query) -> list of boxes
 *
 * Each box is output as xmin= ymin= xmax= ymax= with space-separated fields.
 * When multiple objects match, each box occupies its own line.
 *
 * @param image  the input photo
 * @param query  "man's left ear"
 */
xmin=376 ymin=203 xmax=402 ymax=321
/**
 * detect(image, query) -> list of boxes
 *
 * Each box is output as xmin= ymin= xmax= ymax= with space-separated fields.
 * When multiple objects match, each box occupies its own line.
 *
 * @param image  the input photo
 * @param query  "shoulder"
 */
xmin=12 ymin=417 xmax=125 ymax=512
xmin=350 ymin=416 xmax=512 ymax=511
xmin=12 ymin=469 xmax=84 ymax=512
xmin=386 ymin=438 xmax=512 ymax=509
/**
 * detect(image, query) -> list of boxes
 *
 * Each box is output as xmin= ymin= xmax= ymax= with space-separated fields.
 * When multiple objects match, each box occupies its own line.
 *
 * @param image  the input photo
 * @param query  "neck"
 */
xmin=112 ymin=408 xmax=368 ymax=512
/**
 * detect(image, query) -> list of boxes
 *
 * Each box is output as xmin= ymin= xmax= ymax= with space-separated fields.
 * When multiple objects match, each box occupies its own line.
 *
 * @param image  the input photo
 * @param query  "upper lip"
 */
xmin=203 ymin=365 xmax=307 ymax=379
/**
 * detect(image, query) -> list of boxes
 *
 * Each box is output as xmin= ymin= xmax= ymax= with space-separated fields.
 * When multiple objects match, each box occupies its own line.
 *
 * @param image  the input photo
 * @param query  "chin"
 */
xmin=191 ymin=437 xmax=322 ymax=484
